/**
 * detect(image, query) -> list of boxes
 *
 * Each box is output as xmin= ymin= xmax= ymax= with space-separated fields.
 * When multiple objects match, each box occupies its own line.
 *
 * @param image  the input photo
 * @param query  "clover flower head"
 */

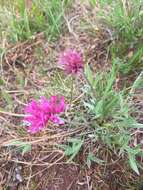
xmin=59 ymin=49 xmax=83 ymax=74
xmin=23 ymin=96 xmax=66 ymax=134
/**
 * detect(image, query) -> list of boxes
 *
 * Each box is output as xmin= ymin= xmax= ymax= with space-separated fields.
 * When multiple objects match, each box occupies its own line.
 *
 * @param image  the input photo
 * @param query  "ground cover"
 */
xmin=0 ymin=0 xmax=143 ymax=189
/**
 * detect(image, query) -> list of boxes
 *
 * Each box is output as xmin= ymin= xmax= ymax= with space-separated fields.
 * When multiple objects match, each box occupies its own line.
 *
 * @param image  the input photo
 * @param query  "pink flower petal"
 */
xmin=50 ymin=115 xmax=65 ymax=125
xmin=23 ymin=96 xmax=66 ymax=133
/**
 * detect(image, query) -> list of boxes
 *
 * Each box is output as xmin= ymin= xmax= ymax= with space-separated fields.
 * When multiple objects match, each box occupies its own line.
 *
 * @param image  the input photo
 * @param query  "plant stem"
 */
xmin=70 ymin=76 xmax=74 ymax=109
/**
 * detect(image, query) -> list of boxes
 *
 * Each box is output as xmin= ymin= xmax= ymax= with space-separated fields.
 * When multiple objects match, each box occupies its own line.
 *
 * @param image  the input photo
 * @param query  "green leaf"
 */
xmin=1 ymin=90 xmax=13 ymax=106
xmin=84 ymin=64 xmax=94 ymax=86
xmin=87 ymin=152 xmax=104 ymax=168
xmin=95 ymin=100 xmax=103 ymax=117
xmin=125 ymin=146 xmax=141 ymax=155
xmin=131 ymin=123 xmax=143 ymax=129
xmin=89 ymin=0 xmax=96 ymax=7
xmin=5 ymin=140 xmax=31 ymax=155
xmin=21 ymin=144 xmax=31 ymax=155
xmin=128 ymin=153 xmax=139 ymax=175
xmin=0 ymin=78 xmax=4 ymax=85
xmin=104 ymin=64 xmax=116 ymax=95
xmin=63 ymin=138 xmax=84 ymax=162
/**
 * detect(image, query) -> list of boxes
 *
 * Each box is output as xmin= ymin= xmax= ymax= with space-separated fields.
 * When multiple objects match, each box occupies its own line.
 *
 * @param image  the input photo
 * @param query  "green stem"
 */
xmin=70 ymin=76 xmax=74 ymax=109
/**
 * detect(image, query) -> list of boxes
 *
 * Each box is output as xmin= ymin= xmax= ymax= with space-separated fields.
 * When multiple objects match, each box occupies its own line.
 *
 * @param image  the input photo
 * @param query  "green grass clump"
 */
xmin=91 ymin=0 xmax=143 ymax=74
xmin=98 ymin=0 xmax=143 ymax=41
xmin=0 ymin=0 xmax=69 ymax=42
xmin=60 ymin=62 xmax=143 ymax=175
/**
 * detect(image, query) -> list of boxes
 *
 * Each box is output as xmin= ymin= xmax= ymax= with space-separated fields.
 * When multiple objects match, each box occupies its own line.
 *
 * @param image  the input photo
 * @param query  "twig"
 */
xmin=2 ymin=127 xmax=85 ymax=146
xmin=0 ymin=110 xmax=29 ymax=117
